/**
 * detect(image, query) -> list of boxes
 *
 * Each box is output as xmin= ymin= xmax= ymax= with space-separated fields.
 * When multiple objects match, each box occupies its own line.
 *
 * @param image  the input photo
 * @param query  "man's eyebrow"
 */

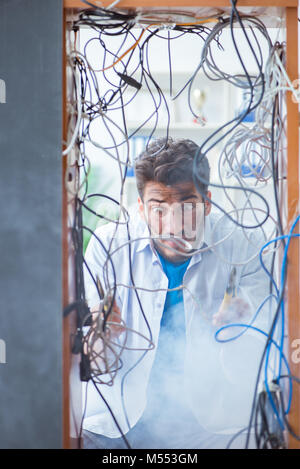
xmin=147 ymin=198 xmax=165 ymax=203
xmin=179 ymin=194 xmax=198 ymax=201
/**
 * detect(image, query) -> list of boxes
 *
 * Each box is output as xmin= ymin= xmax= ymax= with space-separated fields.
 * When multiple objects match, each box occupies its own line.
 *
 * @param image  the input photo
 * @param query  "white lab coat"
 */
xmin=83 ymin=208 xmax=272 ymax=438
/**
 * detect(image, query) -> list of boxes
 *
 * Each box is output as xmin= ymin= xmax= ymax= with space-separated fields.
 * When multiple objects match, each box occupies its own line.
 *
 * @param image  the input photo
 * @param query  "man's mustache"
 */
xmin=151 ymin=235 xmax=194 ymax=251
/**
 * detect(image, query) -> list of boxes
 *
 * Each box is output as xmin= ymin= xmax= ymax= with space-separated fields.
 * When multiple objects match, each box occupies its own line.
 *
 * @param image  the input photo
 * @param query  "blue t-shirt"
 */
xmin=146 ymin=252 xmax=191 ymax=404
xmin=139 ymin=252 xmax=201 ymax=443
xmin=158 ymin=252 xmax=191 ymax=314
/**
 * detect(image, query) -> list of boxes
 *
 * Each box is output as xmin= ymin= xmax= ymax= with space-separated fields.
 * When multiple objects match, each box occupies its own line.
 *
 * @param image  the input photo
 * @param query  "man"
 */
xmin=82 ymin=138 xmax=271 ymax=449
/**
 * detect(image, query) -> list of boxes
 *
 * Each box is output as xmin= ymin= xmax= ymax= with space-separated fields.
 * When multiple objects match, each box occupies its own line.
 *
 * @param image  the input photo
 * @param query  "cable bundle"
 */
xmin=62 ymin=0 xmax=300 ymax=449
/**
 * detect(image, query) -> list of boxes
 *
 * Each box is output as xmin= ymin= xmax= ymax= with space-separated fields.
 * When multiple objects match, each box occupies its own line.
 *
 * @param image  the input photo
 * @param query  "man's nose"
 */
xmin=165 ymin=204 xmax=183 ymax=236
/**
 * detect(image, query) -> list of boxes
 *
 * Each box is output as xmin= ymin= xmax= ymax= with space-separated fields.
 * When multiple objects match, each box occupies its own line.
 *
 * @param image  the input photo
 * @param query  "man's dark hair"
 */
xmin=134 ymin=137 xmax=210 ymax=200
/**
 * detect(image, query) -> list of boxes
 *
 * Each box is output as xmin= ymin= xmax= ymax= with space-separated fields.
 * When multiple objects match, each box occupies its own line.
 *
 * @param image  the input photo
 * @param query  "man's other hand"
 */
xmin=212 ymin=295 xmax=251 ymax=328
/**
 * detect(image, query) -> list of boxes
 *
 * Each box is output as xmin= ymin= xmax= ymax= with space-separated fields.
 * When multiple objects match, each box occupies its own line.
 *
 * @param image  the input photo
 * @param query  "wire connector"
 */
xmin=80 ymin=353 xmax=91 ymax=382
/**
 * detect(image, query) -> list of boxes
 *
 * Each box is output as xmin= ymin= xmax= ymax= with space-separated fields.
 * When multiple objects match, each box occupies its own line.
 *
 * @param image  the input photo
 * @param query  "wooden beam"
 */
xmin=286 ymin=6 xmax=300 ymax=450
xmin=64 ymin=0 xmax=297 ymax=9
xmin=62 ymin=18 xmax=83 ymax=449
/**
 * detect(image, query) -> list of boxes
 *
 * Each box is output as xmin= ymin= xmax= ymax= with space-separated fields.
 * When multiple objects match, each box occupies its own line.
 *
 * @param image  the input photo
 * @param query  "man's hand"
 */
xmin=84 ymin=300 xmax=124 ymax=382
xmin=91 ymin=299 xmax=124 ymax=339
xmin=212 ymin=294 xmax=251 ymax=328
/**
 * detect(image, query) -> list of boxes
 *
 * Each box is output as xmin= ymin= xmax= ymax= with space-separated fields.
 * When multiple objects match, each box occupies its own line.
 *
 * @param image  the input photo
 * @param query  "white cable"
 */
xmin=274 ymin=50 xmax=300 ymax=103
xmin=62 ymin=61 xmax=82 ymax=156
xmin=106 ymin=0 xmax=121 ymax=10
xmin=74 ymin=19 xmax=287 ymax=392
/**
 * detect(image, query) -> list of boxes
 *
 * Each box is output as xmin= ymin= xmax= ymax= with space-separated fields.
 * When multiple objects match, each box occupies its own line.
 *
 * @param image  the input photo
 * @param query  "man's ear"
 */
xmin=138 ymin=196 xmax=146 ymax=221
xmin=204 ymin=190 xmax=212 ymax=216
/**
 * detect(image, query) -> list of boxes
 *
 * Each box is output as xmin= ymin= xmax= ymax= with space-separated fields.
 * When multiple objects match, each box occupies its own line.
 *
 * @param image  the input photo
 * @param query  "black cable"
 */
xmin=254 ymin=388 xmax=285 ymax=449
xmin=243 ymin=64 xmax=290 ymax=443
xmin=268 ymin=75 xmax=285 ymax=296
xmin=244 ymin=225 xmax=291 ymax=449
xmin=92 ymin=377 xmax=132 ymax=449
xmin=270 ymin=54 xmax=285 ymax=243
xmin=68 ymin=4 xmax=291 ymax=450
xmin=191 ymin=8 xmax=272 ymax=229
xmin=78 ymin=381 xmax=89 ymax=449
xmin=193 ymin=151 xmax=270 ymax=229
xmin=278 ymin=374 xmax=300 ymax=441
xmin=244 ymin=40 xmax=289 ymax=449
xmin=244 ymin=285 xmax=286 ymax=448
xmin=118 ymin=90 xmax=155 ymax=432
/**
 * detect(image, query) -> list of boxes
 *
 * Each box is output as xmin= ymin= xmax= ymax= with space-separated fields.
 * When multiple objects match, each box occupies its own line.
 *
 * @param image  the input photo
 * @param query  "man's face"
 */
xmin=138 ymin=181 xmax=211 ymax=264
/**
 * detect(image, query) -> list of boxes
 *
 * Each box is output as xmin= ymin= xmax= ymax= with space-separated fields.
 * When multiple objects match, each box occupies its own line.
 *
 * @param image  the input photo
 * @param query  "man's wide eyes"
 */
xmin=150 ymin=204 xmax=195 ymax=214
xmin=151 ymin=206 xmax=167 ymax=214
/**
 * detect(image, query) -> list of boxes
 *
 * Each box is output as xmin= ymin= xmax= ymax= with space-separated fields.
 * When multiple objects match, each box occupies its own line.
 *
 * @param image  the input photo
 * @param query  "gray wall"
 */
xmin=0 ymin=0 xmax=63 ymax=448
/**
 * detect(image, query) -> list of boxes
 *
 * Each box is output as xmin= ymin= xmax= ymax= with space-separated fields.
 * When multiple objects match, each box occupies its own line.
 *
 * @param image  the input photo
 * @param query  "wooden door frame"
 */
xmin=62 ymin=0 xmax=300 ymax=449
